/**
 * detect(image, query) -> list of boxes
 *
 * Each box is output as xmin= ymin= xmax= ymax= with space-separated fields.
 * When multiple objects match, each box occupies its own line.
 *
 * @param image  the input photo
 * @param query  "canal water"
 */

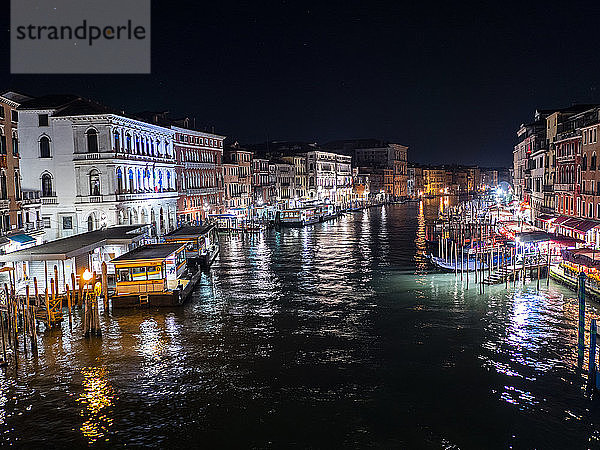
xmin=2 ymin=200 xmax=600 ymax=448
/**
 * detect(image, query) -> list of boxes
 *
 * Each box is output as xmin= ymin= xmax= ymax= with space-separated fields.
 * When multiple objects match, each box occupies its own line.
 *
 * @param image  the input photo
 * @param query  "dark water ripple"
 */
xmin=0 ymin=201 xmax=598 ymax=448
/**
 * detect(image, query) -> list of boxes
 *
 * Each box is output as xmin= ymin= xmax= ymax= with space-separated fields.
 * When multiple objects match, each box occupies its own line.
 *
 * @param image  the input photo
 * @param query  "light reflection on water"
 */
xmin=77 ymin=366 xmax=115 ymax=444
xmin=0 ymin=202 xmax=598 ymax=447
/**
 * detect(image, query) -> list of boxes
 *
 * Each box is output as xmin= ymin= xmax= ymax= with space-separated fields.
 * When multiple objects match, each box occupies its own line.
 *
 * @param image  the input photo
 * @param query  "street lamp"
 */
xmin=82 ymin=269 xmax=92 ymax=283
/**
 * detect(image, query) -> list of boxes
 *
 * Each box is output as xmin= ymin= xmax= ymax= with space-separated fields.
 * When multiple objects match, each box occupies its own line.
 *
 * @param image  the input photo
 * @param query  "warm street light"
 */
xmin=82 ymin=269 xmax=93 ymax=282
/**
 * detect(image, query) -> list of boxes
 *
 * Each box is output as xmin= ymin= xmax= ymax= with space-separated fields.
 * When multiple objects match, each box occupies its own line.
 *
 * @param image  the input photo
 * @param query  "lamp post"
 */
xmin=82 ymin=269 xmax=92 ymax=337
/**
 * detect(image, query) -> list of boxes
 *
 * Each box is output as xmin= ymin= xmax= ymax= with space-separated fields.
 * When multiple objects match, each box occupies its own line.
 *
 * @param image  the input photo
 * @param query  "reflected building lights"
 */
xmin=77 ymin=367 xmax=115 ymax=444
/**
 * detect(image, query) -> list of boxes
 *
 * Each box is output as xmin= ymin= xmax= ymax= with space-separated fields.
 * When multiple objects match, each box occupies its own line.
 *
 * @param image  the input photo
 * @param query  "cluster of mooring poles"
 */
xmin=426 ymin=197 xmax=550 ymax=294
xmin=577 ymin=273 xmax=600 ymax=393
xmin=0 ymin=261 xmax=109 ymax=368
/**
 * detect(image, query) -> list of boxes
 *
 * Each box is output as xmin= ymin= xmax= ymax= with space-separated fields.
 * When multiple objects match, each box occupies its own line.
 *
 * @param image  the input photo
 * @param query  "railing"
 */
xmin=184 ymin=162 xmax=216 ymax=169
xmin=554 ymin=183 xmax=576 ymax=192
xmin=41 ymin=196 xmax=58 ymax=205
xmin=24 ymin=221 xmax=44 ymax=232
xmin=555 ymin=129 xmax=581 ymax=142
xmin=0 ymin=199 xmax=9 ymax=210
xmin=115 ymin=190 xmax=178 ymax=201
xmin=73 ymin=151 xmax=175 ymax=163
xmin=186 ymin=187 xmax=220 ymax=195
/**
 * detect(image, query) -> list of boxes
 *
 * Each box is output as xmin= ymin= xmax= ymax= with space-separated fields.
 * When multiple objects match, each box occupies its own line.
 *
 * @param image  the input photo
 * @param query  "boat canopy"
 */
xmin=561 ymin=248 xmax=600 ymax=269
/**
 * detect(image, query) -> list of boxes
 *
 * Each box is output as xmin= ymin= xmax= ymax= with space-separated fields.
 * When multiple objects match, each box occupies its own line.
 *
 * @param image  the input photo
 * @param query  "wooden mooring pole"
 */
xmin=578 ymin=272 xmax=586 ymax=366
xmin=589 ymin=319 xmax=597 ymax=388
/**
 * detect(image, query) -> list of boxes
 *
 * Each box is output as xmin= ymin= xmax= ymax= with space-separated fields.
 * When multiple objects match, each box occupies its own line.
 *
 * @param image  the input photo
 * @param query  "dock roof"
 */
xmin=0 ymin=226 xmax=146 ymax=262
xmin=164 ymin=224 xmax=215 ymax=239
xmin=111 ymin=243 xmax=184 ymax=263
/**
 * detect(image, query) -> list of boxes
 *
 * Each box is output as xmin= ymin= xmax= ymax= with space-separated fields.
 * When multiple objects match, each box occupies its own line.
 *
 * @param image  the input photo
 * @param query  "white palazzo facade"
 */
xmin=17 ymin=97 xmax=177 ymax=242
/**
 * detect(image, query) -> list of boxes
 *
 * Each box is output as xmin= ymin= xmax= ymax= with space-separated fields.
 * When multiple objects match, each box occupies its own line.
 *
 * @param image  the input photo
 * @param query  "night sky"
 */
xmin=1 ymin=1 xmax=600 ymax=167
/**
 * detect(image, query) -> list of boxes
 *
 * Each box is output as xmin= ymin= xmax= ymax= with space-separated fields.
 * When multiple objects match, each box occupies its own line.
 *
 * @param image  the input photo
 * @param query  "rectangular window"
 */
xmin=38 ymin=114 xmax=49 ymax=127
xmin=0 ymin=107 xmax=4 ymax=119
xmin=10 ymin=111 xmax=17 ymax=123
xmin=42 ymin=216 xmax=51 ymax=228
xmin=118 ymin=268 xmax=131 ymax=282
xmin=62 ymin=216 xmax=73 ymax=230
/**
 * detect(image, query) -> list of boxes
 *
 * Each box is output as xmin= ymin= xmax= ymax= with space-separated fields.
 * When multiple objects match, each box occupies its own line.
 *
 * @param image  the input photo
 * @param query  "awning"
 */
xmin=537 ymin=214 xmax=556 ymax=222
xmin=7 ymin=234 xmax=35 ymax=244
xmin=562 ymin=248 xmax=600 ymax=269
xmin=572 ymin=219 xmax=600 ymax=233
xmin=553 ymin=216 xmax=571 ymax=225
xmin=551 ymin=234 xmax=584 ymax=246
xmin=516 ymin=231 xmax=554 ymax=244
xmin=561 ymin=218 xmax=581 ymax=229
xmin=558 ymin=218 xmax=600 ymax=234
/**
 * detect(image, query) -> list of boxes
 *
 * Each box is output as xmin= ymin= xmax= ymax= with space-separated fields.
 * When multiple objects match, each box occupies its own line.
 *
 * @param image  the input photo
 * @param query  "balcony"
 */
xmin=556 ymin=153 xmax=576 ymax=163
xmin=186 ymin=187 xmax=220 ymax=195
xmin=41 ymin=196 xmax=58 ymax=205
xmin=73 ymin=151 xmax=175 ymax=164
xmin=555 ymin=129 xmax=581 ymax=142
xmin=554 ymin=183 xmax=575 ymax=192
xmin=24 ymin=221 xmax=44 ymax=232
xmin=76 ymin=195 xmax=104 ymax=203
xmin=0 ymin=199 xmax=9 ymax=210
xmin=543 ymin=185 xmax=554 ymax=192
xmin=184 ymin=161 xmax=216 ymax=169
xmin=115 ymin=190 xmax=178 ymax=202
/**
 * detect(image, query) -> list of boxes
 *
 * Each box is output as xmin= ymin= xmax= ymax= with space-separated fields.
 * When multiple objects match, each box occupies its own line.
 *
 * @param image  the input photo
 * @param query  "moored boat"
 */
xmin=279 ymin=207 xmax=319 ymax=226
xmin=164 ymin=224 xmax=220 ymax=268
xmin=110 ymin=243 xmax=199 ymax=308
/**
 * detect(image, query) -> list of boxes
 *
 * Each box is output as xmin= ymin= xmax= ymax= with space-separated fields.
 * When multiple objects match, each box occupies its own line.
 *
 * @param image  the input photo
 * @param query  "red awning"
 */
xmin=537 ymin=214 xmax=556 ymax=222
xmin=561 ymin=218 xmax=581 ymax=229
xmin=572 ymin=219 xmax=600 ymax=233
xmin=553 ymin=216 xmax=570 ymax=225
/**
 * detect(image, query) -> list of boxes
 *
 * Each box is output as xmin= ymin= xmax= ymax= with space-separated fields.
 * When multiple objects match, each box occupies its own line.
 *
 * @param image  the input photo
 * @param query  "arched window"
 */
xmin=116 ymin=168 xmax=123 ymax=194
xmin=583 ymin=154 xmax=588 ymax=171
xmin=41 ymin=173 xmax=53 ymax=197
xmin=87 ymin=215 xmax=95 ymax=232
xmin=86 ymin=129 xmax=98 ymax=153
xmin=167 ymin=171 xmax=171 ymax=190
xmin=14 ymin=172 xmax=20 ymax=200
xmin=114 ymin=130 xmax=120 ymax=150
xmin=40 ymin=136 xmax=50 ymax=158
xmin=89 ymin=169 xmax=100 ymax=196
xmin=11 ymin=134 xmax=18 ymax=156
xmin=128 ymin=169 xmax=134 ymax=192
xmin=0 ymin=172 xmax=6 ymax=200
xmin=593 ymin=153 xmax=597 ymax=170
xmin=126 ymin=133 xmax=132 ymax=152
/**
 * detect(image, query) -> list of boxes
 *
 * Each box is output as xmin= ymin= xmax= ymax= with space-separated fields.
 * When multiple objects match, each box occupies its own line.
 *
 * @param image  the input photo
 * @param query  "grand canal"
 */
xmin=1 ymin=200 xmax=600 ymax=447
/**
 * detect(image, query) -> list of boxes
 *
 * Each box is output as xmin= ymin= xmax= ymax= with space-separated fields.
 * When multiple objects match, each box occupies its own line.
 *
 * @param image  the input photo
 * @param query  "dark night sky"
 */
xmin=1 ymin=1 xmax=600 ymax=166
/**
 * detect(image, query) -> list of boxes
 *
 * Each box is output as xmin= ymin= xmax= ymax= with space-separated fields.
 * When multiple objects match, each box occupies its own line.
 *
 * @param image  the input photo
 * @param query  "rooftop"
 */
xmin=0 ymin=91 xmax=32 ymax=105
xmin=17 ymin=94 xmax=81 ymax=110
xmin=0 ymin=225 xmax=146 ymax=262
xmin=112 ymin=243 xmax=184 ymax=263
xmin=164 ymin=225 xmax=215 ymax=239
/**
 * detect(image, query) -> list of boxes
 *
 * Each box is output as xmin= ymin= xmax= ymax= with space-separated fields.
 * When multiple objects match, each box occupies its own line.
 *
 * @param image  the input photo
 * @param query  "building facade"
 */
xmin=307 ymin=150 xmax=337 ymax=202
xmin=174 ymin=127 xmax=225 ymax=225
xmin=18 ymin=96 xmax=177 ymax=241
xmin=224 ymin=144 xmax=252 ymax=210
